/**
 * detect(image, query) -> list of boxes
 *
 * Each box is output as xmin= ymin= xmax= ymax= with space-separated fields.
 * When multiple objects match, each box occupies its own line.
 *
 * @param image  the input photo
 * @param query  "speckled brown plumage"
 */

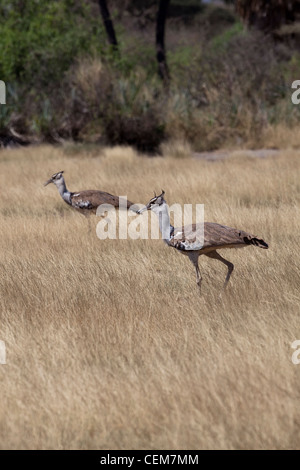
xmin=170 ymin=222 xmax=268 ymax=253
xmin=70 ymin=190 xmax=135 ymax=215
xmin=138 ymin=191 xmax=269 ymax=293
xmin=44 ymin=171 xmax=137 ymax=216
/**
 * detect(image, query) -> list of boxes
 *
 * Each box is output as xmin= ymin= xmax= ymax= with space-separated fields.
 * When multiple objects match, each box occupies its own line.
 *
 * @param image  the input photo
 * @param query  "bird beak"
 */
xmin=137 ymin=206 xmax=148 ymax=214
xmin=44 ymin=178 xmax=53 ymax=186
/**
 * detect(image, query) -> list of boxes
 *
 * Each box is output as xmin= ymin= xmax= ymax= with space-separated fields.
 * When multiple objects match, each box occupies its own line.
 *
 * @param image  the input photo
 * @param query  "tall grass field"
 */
xmin=0 ymin=144 xmax=299 ymax=449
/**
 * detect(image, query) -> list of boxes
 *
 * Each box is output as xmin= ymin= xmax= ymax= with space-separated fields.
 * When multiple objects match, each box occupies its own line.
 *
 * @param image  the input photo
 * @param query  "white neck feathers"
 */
xmin=152 ymin=202 xmax=174 ymax=243
xmin=54 ymin=177 xmax=71 ymax=205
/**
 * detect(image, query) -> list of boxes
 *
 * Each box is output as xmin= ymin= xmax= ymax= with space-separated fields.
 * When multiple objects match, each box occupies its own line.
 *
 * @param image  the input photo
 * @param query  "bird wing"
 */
xmin=71 ymin=190 xmax=136 ymax=211
xmin=169 ymin=222 xmax=263 ymax=252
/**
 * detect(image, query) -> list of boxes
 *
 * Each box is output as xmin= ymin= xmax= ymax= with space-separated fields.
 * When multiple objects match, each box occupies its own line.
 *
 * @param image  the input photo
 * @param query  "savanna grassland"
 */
xmin=0 ymin=144 xmax=299 ymax=450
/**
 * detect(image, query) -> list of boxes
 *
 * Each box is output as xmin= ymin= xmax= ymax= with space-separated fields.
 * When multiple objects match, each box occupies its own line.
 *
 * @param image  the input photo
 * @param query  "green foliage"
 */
xmin=0 ymin=0 xmax=105 ymax=85
xmin=67 ymin=61 xmax=166 ymax=151
xmin=168 ymin=46 xmax=199 ymax=71
xmin=0 ymin=1 xmax=298 ymax=151
xmin=210 ymin=21 xmax=245 ymax=51
xmin=165 ymin=29 xmax=296 ymax=150
xmin=112 ymin=37 xmax=157 ymax=77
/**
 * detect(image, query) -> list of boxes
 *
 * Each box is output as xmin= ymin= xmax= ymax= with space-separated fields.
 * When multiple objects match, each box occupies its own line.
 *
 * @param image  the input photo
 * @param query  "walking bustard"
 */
xmin=137 ymin=191 xmax=268 ymax=292
xmin=44 ymin=171 xmax=138 ymax=216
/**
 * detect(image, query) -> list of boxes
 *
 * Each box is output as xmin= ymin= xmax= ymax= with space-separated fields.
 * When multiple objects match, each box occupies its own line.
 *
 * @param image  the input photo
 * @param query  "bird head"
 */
xmin=44 ymin=171 xmax=64 ymax=187
xmin=137 ymin=190 xmax=166 ymax=214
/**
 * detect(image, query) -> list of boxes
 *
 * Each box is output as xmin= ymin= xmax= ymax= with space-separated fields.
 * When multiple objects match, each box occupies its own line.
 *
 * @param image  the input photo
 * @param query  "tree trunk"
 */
xmin=156 ymin=0 xmax=170 ymax=84
xmin=98 ymin=0 xmax=118 ymax=50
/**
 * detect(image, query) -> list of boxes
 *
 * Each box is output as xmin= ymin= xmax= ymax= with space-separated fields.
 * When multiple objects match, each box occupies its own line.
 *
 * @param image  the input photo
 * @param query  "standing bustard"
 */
xmin=44 ymin=171 xmax=138 ymax=215
xmin=137 ymin=191 xmax=268 ymax=292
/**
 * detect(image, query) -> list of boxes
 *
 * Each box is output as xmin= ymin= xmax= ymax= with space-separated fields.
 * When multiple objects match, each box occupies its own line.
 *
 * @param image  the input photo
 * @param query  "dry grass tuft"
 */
xmin=262 ymin=124 xmax=300 ymax=150
xmin=160 ymin=140 xmax=193 ymax=159
xmin=0 ymin=145 xmax=299 ymax=449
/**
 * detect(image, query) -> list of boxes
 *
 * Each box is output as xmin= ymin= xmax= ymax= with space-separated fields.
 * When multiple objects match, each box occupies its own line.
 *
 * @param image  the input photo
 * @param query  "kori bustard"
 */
xmin=44 ymin=171 xmax=138 ymax=215
xmin=137 ymin=191 xmax=268 ymax=292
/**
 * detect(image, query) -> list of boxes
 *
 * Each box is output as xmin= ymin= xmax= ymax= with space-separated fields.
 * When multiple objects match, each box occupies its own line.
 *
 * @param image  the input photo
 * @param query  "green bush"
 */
xmin=165 ymin=30 xmax=294 ymax=149
xmin=0 ymin=1 xmax=298 ymax=151
xmin=0 ymin=0 xmax=105 ymax=85
xmin=64 ymin=60 xmax=166 ymax=151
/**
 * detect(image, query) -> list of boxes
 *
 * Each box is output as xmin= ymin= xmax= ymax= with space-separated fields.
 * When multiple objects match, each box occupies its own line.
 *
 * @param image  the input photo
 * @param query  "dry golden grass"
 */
xmin=0 ymin=144 xmax=300 ymax=450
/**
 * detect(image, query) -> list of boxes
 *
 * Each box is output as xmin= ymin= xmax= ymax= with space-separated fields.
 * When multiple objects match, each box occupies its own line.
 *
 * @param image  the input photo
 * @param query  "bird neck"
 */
xmin=55 ymin=177 xmax=71 ymax=204
xmin=152 ymin=202 xmax=174 ymax=243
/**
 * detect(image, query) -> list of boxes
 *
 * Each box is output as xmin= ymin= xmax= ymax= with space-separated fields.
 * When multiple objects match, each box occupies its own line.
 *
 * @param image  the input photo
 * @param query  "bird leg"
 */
xmin=205 ymin=251 xmax=234 ymax=288
xmin=83 ymin=214 xmax=92 ymax=235
xmin=195 ymin=263 xmax=202 ymax=293
xmin=189 ymin=254 xmax=202 ymax=293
